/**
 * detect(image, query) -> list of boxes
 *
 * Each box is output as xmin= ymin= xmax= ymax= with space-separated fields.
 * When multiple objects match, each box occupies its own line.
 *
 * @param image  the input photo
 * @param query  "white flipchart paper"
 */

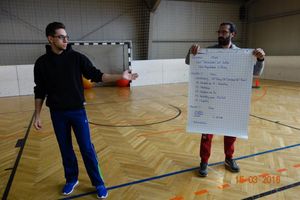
xmin=187 ymin=49 xmax=256 ymax=139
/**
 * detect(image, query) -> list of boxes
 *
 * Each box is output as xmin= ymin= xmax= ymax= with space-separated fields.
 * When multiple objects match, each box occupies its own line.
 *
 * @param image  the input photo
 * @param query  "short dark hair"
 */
xmin=45 ymin=22 xmax=65 ymax=37
xmin=220 ymin=22 xmax=237 ymax=33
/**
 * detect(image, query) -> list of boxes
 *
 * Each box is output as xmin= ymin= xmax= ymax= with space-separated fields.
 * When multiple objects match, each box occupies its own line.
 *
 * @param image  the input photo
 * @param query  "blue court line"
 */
xmin=2 ymin=113 xmax=34 ymax=200
xmin=242 ymin=181 xmax=300 ymax=199
xmin=59 ymin=142 xmax=300 ymax=200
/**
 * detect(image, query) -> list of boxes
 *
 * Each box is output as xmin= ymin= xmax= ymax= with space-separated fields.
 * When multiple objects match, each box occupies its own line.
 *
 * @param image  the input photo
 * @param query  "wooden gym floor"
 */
xmin=1 ymin=79 xmax=300 ymax=200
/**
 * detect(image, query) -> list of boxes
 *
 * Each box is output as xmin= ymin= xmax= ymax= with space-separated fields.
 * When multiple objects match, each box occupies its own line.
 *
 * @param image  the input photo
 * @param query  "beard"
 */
xmin=218 ymin=36 xmax=231 ymax=46
xmin=58 ymin=44 xmax=67 ymax=50
xmin=52 ymin=42 xmax=67 ymax=51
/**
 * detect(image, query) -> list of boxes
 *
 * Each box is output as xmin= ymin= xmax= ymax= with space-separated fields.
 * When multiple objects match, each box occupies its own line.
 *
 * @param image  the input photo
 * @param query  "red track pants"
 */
xmin=200 ymin=134 xmax=236 ymax=163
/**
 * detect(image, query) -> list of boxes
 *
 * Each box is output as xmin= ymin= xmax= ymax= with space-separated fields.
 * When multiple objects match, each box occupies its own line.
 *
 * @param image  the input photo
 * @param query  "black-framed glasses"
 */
xmin=53 ymin=35 xmax=70 ymax=40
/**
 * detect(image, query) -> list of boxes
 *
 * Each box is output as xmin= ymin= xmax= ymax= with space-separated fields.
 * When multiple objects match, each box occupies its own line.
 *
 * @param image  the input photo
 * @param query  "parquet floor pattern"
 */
xmin=1 ymin=80 xmax=300 ymax=200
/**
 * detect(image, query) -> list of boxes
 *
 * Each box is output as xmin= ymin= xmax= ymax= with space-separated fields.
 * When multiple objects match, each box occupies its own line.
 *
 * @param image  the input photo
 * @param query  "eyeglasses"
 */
xmin=53 ymin=35 xmax=70 ymax=40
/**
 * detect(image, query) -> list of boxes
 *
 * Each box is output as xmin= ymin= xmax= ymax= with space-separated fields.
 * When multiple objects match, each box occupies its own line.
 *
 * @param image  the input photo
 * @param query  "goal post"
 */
xmin=71 ymin=41 xmax=132 ymax=86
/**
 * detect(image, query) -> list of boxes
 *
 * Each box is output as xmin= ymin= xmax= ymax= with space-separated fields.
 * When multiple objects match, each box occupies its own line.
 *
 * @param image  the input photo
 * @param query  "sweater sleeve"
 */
xmin=33 ymin=59 xmax=47 ymax=100
xmin=185 ymin=50 xmax=190 ymax=65
xmin=79 ymin=53 xmax=104 ymax=82
xmin=253 ymin=60 xmax=264 ymax=76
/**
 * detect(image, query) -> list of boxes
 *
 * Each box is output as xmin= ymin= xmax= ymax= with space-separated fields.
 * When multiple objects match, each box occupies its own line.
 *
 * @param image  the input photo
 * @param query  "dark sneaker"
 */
xmin=199 ymin=162 xmax=208 ymax=177
xmin=62 ymin=180 xmax=79 ymax=195
xmin=225 ymin=158 xmax=240 ymax=172
xmin=96 ymin=184 xmax=108 ymax=199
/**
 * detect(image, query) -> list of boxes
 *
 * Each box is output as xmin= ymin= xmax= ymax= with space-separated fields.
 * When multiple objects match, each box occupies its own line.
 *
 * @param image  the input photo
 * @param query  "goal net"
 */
xmin=71 ymin=41 xmax=132 ymax=86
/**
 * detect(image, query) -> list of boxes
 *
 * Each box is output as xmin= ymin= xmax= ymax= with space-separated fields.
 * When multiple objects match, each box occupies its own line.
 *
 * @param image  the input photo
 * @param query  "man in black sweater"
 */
xmin=33 ymin=22 xmax=138 ymax=199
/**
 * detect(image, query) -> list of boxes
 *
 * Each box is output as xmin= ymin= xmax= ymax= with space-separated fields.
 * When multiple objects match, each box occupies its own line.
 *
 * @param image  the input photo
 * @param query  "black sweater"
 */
xmin=34 ymin=44 xmax=103 ymax=110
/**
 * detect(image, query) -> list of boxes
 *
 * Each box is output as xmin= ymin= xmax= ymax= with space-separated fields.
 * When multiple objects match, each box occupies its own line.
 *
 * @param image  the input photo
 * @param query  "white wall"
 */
xmin=131 ymin=59 xmax=189 ymax=86
xmin=17 ymin=65 xmax=35 ymax=95
xmin=0 ymin=65 xmax=19 ymax=97
xmin=1 ymin=56 xmax=300 ymax=97
xmin=262 ymin=56 xmax=300 ymax=82
xmin=247 ymin=0 xmax=300 ymax=55
xmin=246 ymin=0 xmax=300 ymax=83
xmin=0 ymin=60 xmax=190 ymax=97
xmin=131 ymin=56 xmax=300 ymax=87
xmin=0 ymin=65 xmax=34 ymax=97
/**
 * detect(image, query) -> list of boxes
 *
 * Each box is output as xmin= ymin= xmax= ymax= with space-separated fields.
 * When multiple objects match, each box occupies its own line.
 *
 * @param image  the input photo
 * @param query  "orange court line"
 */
xmin=258 ymin=173 xmax=270 ymax=177
xmin=169 ymin=162 xmax=297 ymax=200
xmin=293 ymin=164 xmax=300 ymax=168
xmin=170 ymin=196 xmax=184 ymax=200
xmin=194 ymin=189 xmax=208 ymax=195
xmin=218 ymin=183 xmax=230 ymax=189
xmin=277 ymin=168 xmax=288 ymax=172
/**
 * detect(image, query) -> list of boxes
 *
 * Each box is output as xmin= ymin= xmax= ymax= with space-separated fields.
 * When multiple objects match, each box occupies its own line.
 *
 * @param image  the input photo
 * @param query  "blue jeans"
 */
xmin=50 ymin=109 xmax=104 ymax=186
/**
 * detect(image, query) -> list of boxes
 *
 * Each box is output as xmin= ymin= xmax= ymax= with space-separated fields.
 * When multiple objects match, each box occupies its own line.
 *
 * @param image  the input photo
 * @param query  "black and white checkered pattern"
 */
xmin=70 ymin=41 xmax=132 ymax=69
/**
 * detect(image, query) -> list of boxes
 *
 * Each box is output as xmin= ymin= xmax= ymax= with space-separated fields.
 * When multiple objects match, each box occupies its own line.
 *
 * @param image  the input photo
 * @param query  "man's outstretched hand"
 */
xmin=122 ymin=70 xmax=138 ymax=80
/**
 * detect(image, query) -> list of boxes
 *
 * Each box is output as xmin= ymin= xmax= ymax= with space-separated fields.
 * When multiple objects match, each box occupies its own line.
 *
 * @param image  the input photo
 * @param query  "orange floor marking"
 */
xmin=169 ymin=162 xmax=299 ymax=200
xmin=293 ymin=164 xmax=300 ymax=168
xmin=194 ymin=189 xmax=208 ymax=195
xmin=170 ymin=196 xmax=184 ymax=200
xmin=218 ymin=183 xmax=230 ymax=189
xmin=277 ymin=168 xmax=288 ymax=172
xmin=258 ymin=173 xmax=270 ymax=177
